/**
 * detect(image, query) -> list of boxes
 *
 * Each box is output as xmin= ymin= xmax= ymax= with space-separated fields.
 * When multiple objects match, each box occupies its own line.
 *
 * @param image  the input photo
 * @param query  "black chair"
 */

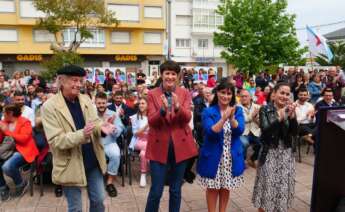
xmin=16 ymin=159 xmax=35 ymax=197
xmin=116 ymin=134 xmax=126 ymax=187
xmin=123 ymin=126 xmax=139 ymax=186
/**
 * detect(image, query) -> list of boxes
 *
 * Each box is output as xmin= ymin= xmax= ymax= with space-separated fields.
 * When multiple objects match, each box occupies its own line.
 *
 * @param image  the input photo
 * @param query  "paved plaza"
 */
xmin=0 ymin=149 xmax=314 ymax=212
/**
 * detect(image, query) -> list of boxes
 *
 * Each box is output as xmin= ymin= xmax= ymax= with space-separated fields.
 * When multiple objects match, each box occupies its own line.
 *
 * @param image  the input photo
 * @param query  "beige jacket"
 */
xmin=238 ymin=103 xmax=261 ymax=137
xmin=41 ymin=92 xmax=106 ymax=187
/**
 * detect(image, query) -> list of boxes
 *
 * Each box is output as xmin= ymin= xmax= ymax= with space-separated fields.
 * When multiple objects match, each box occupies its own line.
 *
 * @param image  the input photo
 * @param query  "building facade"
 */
xmin=324 ymin=27 xmax=345 ymax=42
xmin=0 ymin=0 xmax=166 ymax=76
xmin=170 ymin=0 xmax=229 ymax=78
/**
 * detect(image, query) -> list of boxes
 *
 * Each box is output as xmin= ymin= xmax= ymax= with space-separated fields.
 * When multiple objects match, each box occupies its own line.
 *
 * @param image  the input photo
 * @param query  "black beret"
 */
xmin=57 ymin=65 xmax=86 ymax=76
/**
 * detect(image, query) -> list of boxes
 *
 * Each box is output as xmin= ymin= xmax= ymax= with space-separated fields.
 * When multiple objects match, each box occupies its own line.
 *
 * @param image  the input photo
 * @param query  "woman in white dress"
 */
xmin=197 ymin=80 xmax=245 ymax=212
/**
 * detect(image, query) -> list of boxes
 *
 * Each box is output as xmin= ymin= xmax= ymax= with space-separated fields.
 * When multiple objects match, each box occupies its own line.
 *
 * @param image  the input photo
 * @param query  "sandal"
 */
xmin=106 ymin=184 xmax=117 ymax=197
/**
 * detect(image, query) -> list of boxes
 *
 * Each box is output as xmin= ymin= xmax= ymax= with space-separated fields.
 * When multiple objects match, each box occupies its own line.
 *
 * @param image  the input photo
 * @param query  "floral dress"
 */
xmin=198 ymin=120 xmax=244 ymax=190
xmin=252 ymin=140 xmax=295 ymax=212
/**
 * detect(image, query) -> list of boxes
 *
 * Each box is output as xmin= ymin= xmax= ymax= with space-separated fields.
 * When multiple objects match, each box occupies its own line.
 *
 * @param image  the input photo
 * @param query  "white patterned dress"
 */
xmin=198 ymin=120 xmax=244 ymax=190
xmin=252 ymin=140 xmax=296 ymax=212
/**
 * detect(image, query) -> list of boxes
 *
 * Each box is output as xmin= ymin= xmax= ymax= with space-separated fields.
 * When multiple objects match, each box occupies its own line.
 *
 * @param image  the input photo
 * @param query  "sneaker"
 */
xmin=0 ymin=186 xmax=10 ymax=201
xmin=13 ymin=180 xmax=29 ymax=198
xmin=54 ymin=186 xmax=63 ymax=197
xmin=139 ymin=173 xmax=147 ymax=188
xmin=105 ymin=184 xmax=117 ymax=197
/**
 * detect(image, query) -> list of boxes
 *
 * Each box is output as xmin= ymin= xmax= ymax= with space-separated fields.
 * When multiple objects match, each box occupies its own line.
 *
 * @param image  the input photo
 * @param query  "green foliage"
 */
xmin=41 ymin=51 xmax=84 ymax=80
xmin=33 ymin=0 xmax=118 ymax=79
xmin=315 ymin=41 xmax=345 ymax=69
xmin=214 ymin=0 xmax=307 ymax=74
xmin=33 ymin=0 xmax=119 ymax=52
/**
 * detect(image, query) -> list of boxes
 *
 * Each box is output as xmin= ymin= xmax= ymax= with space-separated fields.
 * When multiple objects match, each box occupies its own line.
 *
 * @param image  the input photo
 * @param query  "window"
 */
xmin=33 ymin=30 xmax=55 ymax=42
xmin=198 ymin=39 xmax=208 ymax=48
xmin=63 ymin=28 xmax=105 ymax=48
xmin=0 ymin=29 xmax=17 ymax=42
xmin=20 ymin=0 xmax=45 ymax=18
xmin=144 ymin=6 xmax=162 ymax=18
xmin=0 ymin=0 xmax=15 ymax=13
xmin=144 ymin=32 xmax=162 ymax=44
xmin=176 ymin=15 xmax=192 ymax=26
xmin=193 ymin=9 xmax=223 ymax=29
xmin=176 ymin=39 xmax=191 ymax=48
xmin=108 ymin=4 xmax=139 ymax=21
xmin=215 ymin=15 xmax=223 ymax=26
xmin=111 ymin=31 xmax=130 ymax=43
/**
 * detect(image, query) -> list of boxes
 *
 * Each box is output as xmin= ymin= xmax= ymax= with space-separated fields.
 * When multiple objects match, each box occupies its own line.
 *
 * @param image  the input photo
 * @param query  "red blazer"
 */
xmin=0 ymin=116 xmax=39 ymax=163
xmin=146 ymin=86 xmax=198 ymax=164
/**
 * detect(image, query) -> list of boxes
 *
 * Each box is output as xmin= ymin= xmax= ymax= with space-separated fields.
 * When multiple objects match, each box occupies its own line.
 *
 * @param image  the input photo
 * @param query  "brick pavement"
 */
xmin=0 ymin=149 xmax=314 ymax=212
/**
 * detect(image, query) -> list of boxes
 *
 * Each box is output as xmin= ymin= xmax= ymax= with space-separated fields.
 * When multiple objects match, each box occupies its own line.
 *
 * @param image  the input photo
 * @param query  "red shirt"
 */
xmin=0 ymin=116 xmax=39 ymax=163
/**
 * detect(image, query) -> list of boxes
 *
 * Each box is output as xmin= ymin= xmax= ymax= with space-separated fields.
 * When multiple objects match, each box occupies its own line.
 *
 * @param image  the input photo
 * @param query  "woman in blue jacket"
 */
xmin=197 ymin=80 xmax=245 ymax=212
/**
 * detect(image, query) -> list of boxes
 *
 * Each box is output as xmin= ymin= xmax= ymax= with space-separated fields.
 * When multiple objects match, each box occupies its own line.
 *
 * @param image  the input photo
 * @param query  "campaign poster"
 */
xmin=113 ymin=67 xmax=126 ymax=83
xmin=127 ymin=71 xmax=136 ymax=86
xmin=94 ymin=67 xmax=105 ymax=84
xmin=84 ymin=67 xmax=94 ymax=83
xmin=149 ymin=65 xmax=159 ymax=85
xmin=194 ymin=67 xmax=208 ymax=82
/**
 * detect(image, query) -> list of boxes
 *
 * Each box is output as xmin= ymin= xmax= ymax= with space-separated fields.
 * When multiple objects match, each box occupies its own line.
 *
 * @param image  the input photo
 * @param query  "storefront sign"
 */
xmin=114 ymin=55 xmax=138 ymax=62
xmin=16 ymin=54 xmax=43 ymax=62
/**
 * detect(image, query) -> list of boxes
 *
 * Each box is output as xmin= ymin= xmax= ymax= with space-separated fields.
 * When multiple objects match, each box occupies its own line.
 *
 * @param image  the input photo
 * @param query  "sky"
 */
xmin=286 ymin=0 xmax=345 ymax=46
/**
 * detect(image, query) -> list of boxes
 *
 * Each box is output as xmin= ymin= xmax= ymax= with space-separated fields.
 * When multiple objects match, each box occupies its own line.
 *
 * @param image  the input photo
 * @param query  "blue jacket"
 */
xmin=307 ymin=82 xmax=323 ymax=104
xmin=197 ymin=105 xmax=245 ymax=178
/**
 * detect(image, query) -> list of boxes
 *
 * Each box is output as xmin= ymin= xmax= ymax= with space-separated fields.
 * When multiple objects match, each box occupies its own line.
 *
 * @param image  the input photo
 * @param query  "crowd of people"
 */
xmin=0 ymin=62 xmax=344 ymax=212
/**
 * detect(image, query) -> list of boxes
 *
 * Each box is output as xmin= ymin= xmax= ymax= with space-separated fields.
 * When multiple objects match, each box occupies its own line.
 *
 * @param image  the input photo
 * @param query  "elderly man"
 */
xmin=41 ymin=65 xmax=115 ymax=212
xmin=238 ymin=89 xmax=261 ymax=168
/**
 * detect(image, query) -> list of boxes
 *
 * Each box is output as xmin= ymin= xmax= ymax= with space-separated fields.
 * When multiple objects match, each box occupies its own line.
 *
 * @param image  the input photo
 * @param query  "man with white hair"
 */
xmin=238 ymin=89 xmax=261 ymax=168
xmin=41 ymin=65 xmax=115 ymax=212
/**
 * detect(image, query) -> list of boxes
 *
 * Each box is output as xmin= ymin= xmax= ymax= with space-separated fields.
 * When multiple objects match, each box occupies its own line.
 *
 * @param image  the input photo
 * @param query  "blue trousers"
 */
xmin=103 ymin=142 xmax=120 ymax=175
xmin=63 ymin=167 xmax=105 ymax=212
xmin=240 ymin=133 xmax=261 ymax=161
xmin=0 ymin=152 xmax=26 ymax=188
xmin=145 ymin=143 xmax=188 ymax=212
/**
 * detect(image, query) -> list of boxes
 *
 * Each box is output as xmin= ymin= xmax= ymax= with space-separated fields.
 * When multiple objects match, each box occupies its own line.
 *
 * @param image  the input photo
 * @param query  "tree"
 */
xmin=214 ymin=0 xmax=306 ymax=74
xmin=33 ymin=0 xmax=119 ymax=79
xmin=315 ymin=41 xmax=345 ymax=68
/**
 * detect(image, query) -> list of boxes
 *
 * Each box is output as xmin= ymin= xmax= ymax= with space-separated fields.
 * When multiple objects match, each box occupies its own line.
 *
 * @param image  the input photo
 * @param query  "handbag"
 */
xmin=0 ymin=136 xmax=15 ymax=160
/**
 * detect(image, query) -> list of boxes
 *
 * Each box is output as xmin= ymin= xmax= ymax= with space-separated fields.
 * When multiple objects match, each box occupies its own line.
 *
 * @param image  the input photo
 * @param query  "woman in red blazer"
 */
xmin=145 ymin=60 xmax=198 ymax=212
xmin=0 ymin=104 xmax=39 ymax=201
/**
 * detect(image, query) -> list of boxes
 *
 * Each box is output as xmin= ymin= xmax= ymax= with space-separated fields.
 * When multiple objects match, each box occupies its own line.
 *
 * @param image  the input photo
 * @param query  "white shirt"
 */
xmin=295 ymin=100 xmax=314 ymax=124
xmin=31 ymin=98 xmax=42 ymax=113
xmin=129 ymin=114 xmax=148 ymax=150
xmin=238 ymin=103 xmax=261 ymax=137
xmin=22 ymin=105 xmax=35 ymax=127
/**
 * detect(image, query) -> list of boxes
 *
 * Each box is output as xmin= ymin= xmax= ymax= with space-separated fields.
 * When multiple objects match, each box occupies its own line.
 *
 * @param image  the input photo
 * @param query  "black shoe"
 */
xmin=184 ymin=171 xmax=196 ymax=184
xmin=55 ymin=186 xmax=63 ymax=197
xmin=106 ymin=184 xmax=117 ymax=197
xmin=0 ymin=186 xmax=10 ymax=201
xmin=13 ymin=180 xmax=28 ymax=198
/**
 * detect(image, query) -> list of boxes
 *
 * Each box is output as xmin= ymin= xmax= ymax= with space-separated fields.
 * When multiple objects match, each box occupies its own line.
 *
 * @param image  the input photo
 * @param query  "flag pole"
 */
xmin=309 ymin=50 xmax=315 ymax=73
